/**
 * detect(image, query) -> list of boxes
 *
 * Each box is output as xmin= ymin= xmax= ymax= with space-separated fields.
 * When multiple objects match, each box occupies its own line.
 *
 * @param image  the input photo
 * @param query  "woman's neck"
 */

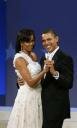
xmin=21 ymin=50 xmax=31 ymax=56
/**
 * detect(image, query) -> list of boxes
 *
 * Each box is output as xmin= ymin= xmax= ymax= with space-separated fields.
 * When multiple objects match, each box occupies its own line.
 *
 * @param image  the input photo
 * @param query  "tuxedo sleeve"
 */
xmin=54 ymin=56 xmax=74 ymax=89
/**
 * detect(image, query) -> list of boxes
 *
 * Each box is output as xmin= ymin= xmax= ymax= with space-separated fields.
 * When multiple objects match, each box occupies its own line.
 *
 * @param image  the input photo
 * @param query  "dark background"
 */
xmin=0 ymin=0 xmax=77 ymax=107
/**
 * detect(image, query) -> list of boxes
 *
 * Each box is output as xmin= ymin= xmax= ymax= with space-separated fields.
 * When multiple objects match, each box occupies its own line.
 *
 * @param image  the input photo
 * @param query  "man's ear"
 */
xmin=56 ymin=36 xmax=59 ymax=45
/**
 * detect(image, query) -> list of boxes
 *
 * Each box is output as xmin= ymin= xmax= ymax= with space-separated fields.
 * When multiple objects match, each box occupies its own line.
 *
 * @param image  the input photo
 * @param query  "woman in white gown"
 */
xmin=7 ymin=28 xmax=49 ymax=128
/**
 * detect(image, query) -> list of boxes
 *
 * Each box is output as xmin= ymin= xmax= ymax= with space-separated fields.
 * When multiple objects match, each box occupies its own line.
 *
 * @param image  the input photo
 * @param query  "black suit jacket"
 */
xmin=40 ymin=49 xmax=73 ymax=121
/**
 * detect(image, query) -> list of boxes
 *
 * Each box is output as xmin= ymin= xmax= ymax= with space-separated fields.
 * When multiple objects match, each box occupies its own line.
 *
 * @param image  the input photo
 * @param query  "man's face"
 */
xmin=42 ymin=32 xmax=59 ymax=53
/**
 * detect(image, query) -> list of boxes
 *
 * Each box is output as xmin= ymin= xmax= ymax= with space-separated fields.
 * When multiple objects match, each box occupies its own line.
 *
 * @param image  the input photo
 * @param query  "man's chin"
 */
xmin=46 ymin=49 xmax=53 ymax=53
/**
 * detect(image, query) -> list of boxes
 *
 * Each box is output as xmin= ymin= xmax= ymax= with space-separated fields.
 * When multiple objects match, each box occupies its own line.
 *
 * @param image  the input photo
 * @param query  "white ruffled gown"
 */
xmin=7 ymin=51 xmax=43 ymax=128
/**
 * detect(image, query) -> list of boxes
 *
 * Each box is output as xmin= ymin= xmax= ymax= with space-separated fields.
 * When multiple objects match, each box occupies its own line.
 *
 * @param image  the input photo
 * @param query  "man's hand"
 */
xmin=44 ymin=60 xmax=56 ymax=75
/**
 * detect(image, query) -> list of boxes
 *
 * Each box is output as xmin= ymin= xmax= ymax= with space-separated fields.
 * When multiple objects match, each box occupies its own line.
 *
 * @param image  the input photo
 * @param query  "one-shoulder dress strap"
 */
xmin=13 ymin=52 xmax=32 ymax=68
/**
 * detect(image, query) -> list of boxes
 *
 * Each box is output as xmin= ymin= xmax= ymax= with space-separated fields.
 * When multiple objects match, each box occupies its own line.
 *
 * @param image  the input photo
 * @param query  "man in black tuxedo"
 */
xmin=40 ymin=28 xmax=74 ymax=128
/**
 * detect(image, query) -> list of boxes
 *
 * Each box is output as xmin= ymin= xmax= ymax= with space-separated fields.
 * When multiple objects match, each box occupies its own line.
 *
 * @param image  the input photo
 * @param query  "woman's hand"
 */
xmin=44 ymin=59 xmax=56 ymax=75
xmin=17 ymin=77 xmax=25 ymax=86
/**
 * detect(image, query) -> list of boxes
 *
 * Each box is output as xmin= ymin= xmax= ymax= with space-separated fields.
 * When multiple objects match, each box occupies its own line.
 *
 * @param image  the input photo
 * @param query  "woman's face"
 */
xmin=21 ymin=35 xmax=35 ymax=52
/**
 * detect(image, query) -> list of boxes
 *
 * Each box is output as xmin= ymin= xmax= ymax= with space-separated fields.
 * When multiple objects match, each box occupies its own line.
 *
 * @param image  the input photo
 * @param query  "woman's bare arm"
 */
xmin=15 ymin=57 xmax=48 ymax=88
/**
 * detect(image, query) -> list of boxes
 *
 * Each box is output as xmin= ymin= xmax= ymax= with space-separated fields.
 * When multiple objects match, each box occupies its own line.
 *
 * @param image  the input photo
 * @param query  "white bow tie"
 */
xmin=45 ymin=46 xmax=59 ymax=60
xmin=45 ymin=53 xmax=53 ymax=60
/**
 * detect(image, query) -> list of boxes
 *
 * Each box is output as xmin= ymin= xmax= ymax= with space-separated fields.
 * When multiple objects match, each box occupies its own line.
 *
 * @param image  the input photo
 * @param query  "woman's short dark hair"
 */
xmin=15 ymin=28 xmax=35 ymax=53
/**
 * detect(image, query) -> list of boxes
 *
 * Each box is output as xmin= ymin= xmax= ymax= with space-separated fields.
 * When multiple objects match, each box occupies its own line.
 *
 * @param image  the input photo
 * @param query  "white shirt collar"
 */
xmin=45 ymin=46 xmax=59 ymax=60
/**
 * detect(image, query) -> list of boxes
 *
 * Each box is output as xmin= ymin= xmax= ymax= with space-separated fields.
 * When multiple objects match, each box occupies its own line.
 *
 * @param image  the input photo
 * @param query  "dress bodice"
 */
xmin=13 ymin=51 xmax=41 ymax=86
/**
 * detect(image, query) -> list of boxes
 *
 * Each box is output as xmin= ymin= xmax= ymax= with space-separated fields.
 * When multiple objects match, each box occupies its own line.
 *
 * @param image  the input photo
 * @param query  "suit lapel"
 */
xmin=52 ymin=49 xmax=60 ymax=62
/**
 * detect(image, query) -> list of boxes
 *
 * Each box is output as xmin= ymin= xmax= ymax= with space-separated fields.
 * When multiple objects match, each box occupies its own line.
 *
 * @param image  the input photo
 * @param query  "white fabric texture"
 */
xmin=7 ymin=51 xmax=43 ymax=128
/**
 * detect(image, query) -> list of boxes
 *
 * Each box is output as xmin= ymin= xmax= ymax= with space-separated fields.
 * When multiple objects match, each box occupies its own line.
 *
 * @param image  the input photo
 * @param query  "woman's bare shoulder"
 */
xmin=30 ymin=52 xmax=38 ymax=61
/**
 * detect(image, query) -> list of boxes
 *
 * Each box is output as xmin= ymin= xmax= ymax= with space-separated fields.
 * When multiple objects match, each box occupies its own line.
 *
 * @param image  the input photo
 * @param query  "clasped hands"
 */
xmin=44 ymin=59 xmax=57 ymax=76
xmin=17 ymin=59 xmax=57 ymax=87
